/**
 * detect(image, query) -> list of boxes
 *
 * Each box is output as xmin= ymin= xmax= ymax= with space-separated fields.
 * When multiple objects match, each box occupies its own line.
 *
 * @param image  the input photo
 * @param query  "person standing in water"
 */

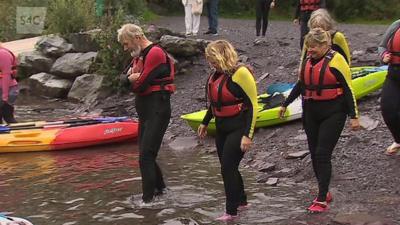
xmin=118 ymin=24 xmax=175 ymax=207
xmin=198 ymin=40 xmax=258 ymax=221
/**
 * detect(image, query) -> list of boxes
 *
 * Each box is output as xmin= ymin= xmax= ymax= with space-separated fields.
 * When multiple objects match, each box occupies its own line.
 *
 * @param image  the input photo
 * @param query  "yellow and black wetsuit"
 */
xmin=201 ymin=66 xmax=258 ymax=216
xmin=283 ymin=51 xmax=358 ymax=202
xmin=301 ymin=31 xmax=351 ymax=66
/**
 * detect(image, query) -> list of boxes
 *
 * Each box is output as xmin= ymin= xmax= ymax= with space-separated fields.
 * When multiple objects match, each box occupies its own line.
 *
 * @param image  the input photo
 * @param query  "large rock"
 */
xmin=159 ymin=35 xmax=207 ymax=57
xmin=144 ymin=25 xmax=181 ymax=42
xmin=18 ymin=51 xmax=54 ymax=77
xmin=65 ymin=30 xmax=100 ymax=53
xmin=36 ymin=35 xmax=73 ymax=57
xmin=50 ymin=52 xmax=97 ymax=79
xmin=67 ymin=74 xmax=111 ymax=105
xmin=28 ymin=72 xmax=73 ymax=98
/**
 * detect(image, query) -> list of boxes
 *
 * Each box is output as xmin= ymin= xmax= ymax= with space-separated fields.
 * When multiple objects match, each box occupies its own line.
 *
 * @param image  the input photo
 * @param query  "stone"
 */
xmin=258 ymin=163 xmax=276 ymax=173
xmin=266 ymin=177 xmax=279 ymax=186
xmin=286 ymin=150 xmax=309 ymax=159
xmin=168 ymin=136 xmax=199 ymax=151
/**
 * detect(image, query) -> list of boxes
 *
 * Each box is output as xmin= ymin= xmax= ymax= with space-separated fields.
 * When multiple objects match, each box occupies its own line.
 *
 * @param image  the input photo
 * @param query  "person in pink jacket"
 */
xmin=0 ymin=43 xmax=19 ymax=124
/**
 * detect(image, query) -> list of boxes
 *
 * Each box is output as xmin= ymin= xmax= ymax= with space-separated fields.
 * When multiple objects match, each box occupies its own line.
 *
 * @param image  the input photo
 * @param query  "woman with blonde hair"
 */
xmin=198 ymin=40 xmax=258 ymax=221
xmin=182 ymin=0 xmax=203 ymax=36
xmin=301 ymin=9 xmax=351 ymax=65
xmin=280 ymin=28 xmax=359 ymax=213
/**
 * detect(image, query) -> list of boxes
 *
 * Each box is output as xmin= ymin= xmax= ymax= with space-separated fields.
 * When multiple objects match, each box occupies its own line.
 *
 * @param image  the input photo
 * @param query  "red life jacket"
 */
xmin=301 ymin=50 xmax=343 ymax=101
xmin=207 ymin=70 xmax=244 ymax=118
xmin=300 ymin=0 xmax=321 ymax=11
xmin=387 ymin=27 xmax=400 ymax=65
xmin=0 ymin=47 xmax=17 ymax=79
xmin=131 ymin=45 xmax=175 ymax=95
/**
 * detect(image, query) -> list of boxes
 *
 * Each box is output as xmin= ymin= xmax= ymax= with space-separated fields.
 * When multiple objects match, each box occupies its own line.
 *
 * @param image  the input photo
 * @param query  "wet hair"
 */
xmin=205 ymin=40 xmax=238 ymax=73
xmin=304 ymin=28 xmax=332 ymax=48
xmin=117 ymin=24 xmax=145 ymax=43
xmin=308 ymin=9 xmax=336 ymax=32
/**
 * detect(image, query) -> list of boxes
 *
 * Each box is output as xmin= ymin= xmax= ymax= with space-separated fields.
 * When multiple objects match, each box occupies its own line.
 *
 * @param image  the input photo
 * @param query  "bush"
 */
xmin=46 ymin=0 xmax=96 ymax=35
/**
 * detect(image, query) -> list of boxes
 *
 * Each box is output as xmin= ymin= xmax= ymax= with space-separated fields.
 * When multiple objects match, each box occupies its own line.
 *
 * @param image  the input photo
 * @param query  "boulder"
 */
xmin=36 ymin=35 xmax=73 ymax=57
xmin=28 ymin=72 xmax=73 ymax=98
xmin=50 ymin=52 xmax=97 ymax=79
xmin=67 ymin=74 xmax=111 ymax=105
xmin=18 ymin=51 xmax=54 ymax=77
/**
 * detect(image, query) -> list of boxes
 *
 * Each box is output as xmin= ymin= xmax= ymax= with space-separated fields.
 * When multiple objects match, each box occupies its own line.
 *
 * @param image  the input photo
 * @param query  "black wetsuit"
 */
xmin=256 ymin=0 xmax=273 ymax=37
xmin=202 ymin=67 xmax=258 ymax=215
xmin=283 ymin=52 xmax=358 ymax=202
xmin=378 ymin=20 xmax=400 ymax=143
xmin=131 ymin=44 xmax=173 ymax=202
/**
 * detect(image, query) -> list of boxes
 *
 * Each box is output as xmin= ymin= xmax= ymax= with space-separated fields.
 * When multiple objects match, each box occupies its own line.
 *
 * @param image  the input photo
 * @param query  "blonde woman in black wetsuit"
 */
xmin=198 ymin=40 xmax=258 ymax=221
xmin=280 ymin=28 xmax=360 ymax=213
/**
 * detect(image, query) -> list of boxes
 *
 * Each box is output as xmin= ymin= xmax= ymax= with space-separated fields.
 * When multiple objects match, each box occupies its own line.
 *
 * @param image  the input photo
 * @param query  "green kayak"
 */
xmin=181 ymin=66 xmax=388 ymax=135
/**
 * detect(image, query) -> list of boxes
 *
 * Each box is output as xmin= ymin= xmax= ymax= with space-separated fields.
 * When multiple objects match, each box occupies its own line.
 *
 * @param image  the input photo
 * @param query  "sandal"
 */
xmin=385 ymin=142 xmax=400 ymax=155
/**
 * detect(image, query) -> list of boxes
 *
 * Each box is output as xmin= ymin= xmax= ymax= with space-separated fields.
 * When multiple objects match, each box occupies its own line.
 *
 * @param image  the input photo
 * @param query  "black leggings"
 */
xmin=255 ymin=0 xmax=272 ymax=37
xmin=136 ymin=92 xmax=171 ymax=202
xmin=303 ymin=97 xmax=347 ymax=202
xmin=299 ymin=11 xmax=312 ymax=49
xmin=381 ymin=71 xmax=400 ymax=143
xmin=215 ymin=113 xmax=247 ymax=215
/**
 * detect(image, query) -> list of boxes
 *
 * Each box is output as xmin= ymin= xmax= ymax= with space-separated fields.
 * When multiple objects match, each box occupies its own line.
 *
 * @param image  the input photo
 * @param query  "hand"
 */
xmin=270 ymin=1 xmax=275 ymax=8
xmin=197 ymin=124 xmax=208 ymax=139
xmin=240 ymin=136 xmax=252 ymax=152
xmin=350 ymin=118 xmax=360 ymax=131
xmin=279 ymin=106 xmax=286 ymax=119
xmin=293 ymin=19 xmax=299 ymax=25
xmin=383 ymin=53 xmax=391 ymax=64
xmin=128 ymin=73 xmax=140 ymax=82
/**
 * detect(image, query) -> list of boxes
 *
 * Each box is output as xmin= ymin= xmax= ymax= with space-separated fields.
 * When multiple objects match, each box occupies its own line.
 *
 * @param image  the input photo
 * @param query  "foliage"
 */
xmin=46 ymin=0 xmax=96 ymax=35
xmin=93 ymin=8 xmax=132 ymax=91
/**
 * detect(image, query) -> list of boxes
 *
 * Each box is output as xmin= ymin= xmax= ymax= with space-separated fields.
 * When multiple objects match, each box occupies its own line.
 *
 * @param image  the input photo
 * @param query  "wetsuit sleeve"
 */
xmin=201 ymin=106 xmax=213 ymax=126
xmin=133 ymin=47 xmax=169 ymax=92
xmin=329 ymin=54 xmax=358 ymax=119
xmin=282 ymin=81 xmax=302 ymax=107
xmin=378 ymin=20 xmax=400 ymax=64
xmin=332 ymin=32 xmax=351 ymax=66
xmin=0 ymin=50 xmax=13 ymax=102
xmin=231 ymin=67 xmax=258 ymax=139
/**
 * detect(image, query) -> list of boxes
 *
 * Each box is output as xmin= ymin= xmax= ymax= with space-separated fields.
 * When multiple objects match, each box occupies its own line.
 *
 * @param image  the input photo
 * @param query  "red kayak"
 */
xmin=0 ymin=119 xmax=139 ymax=153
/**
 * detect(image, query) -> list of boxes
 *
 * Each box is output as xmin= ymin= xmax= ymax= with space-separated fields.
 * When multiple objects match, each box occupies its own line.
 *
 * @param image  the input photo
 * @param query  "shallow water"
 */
xmin=0 ymin=141 xmax=318 ymax=225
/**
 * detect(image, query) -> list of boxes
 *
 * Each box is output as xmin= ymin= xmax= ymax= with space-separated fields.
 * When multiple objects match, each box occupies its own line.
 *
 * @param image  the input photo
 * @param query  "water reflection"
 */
xmin=0 ymin=142 xmax=312 ymax=225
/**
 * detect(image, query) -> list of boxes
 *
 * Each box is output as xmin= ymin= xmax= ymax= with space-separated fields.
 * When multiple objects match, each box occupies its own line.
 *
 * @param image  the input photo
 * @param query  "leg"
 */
xmin=220 ymin=128 xmax=245 ymax=216
xmin=262 ymin=0 xmax=271 ymax=36
xmin=255 ymin=0 xmax=263 ymax=36
xmin=206 ymin=2 xmax=212 ymax=31
xmin=209 ymin=0 xmax=219 ymax=33
xmin=381 ymin=78 xmax=400 ymax=143
xmin=314 ymin=112 xmax=346 ymax=202
xmin=303 ymin=103 xmax=320 ymax=182
xmin=192 ymin=14 xmax=201 ymax=35
xmin=184 ymin=4 xmax=193 ymax=35
xmin=138 ymin=94 xmax=171 ymax=202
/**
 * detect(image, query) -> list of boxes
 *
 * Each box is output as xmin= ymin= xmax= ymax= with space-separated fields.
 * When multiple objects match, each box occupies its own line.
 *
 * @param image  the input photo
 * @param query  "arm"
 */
xmin=319 ymin=0 xmax=326 ymax=8
xmin=282 ymin=81 xmax=302 ymax=107
xmin=0 ymin=50 xmax=13 ymax=102
xmin=378 ymin=20 xmax=400 ymax=63
xmin=294 ymin=1 xmax=300 ymax=19
xmin=231 ymin=67 xmax=258 ymax=139
xmin=330 ymin=55 xmax=358 ymax=119
xmin=201 ymin=106 xmax=213 ymax=126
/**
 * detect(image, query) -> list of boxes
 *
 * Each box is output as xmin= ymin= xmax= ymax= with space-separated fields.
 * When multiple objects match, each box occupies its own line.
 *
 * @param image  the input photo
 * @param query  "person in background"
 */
xmin=0 ymin=42 xmax=19 ymax=124
xmin=378 ymin=19 xmax=400 ymax=155
xmin=255 ymin=0 xmax=275 ymax=40
xmin=293 ymin=0 xmax=326 ymax=49
xmin=301 ymin=9 xmax=351 ymax=66
xmin=198 ymin=40 xmax=258 ymax=221
xmin=117 ymin=24 xmax=175 ymax=207
xmin=203 ymin=0 xmax=219 ymax=35
xmin=182 ymin=0 xmax=203 ymax=36
xmin=279 ymin=28 xmax=359 ymax=213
